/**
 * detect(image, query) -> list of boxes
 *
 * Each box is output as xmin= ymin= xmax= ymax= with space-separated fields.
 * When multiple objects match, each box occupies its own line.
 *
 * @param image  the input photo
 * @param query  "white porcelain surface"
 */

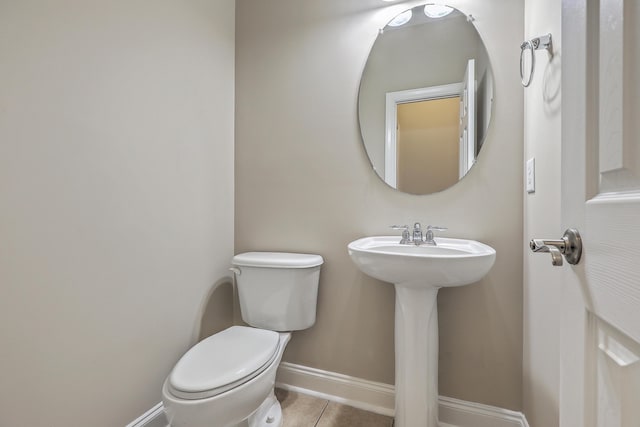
xmin=232 ymin=252 xmax=323 ymax=268
xmin=347 ymin=236 xmax=496 ymax=288
xmin=348 ymin=236 xmax=496 ymax=427
xmin=168 ymin=326 xmax=280 ymax=399
xmin=162 ymin=332 xmax=291 ymax=427
xmin=233 ymin=252 xmax=323 ymax=331
xmin=163 ymin=252 xmax=324 ymax=427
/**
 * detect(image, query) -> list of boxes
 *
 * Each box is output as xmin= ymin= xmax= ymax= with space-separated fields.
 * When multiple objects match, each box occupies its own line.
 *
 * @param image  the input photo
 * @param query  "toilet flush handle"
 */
xmin=229 ymin=267 xmax=241 ymax=275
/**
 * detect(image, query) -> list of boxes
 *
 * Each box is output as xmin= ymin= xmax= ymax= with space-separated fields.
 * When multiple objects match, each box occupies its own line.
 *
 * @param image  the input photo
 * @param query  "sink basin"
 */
xmin=347 ymin=235 xmax=496 ymax=427
xmin=348 ymin=236 xmax=496 ymax=288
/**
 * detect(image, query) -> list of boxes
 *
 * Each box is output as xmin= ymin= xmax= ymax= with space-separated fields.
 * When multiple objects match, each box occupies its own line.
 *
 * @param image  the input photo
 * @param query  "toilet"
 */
xmin=162 ymin=252 xmax=323 ymax=427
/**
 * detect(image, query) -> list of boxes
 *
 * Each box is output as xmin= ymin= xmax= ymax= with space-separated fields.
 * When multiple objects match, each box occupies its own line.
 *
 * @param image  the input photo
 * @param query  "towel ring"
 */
xmin=520 ymin=34 xmax=553 ymax=87
xmin=520 ymin=40 xmax=535 ymax=87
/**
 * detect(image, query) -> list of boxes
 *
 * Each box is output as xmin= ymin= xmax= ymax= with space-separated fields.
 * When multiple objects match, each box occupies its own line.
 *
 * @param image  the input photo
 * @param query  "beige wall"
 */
xmin=522 ymin=0 xmax=562 ymax=426
xmin=236 ymin=0 xmax=524 ymax=410
xmin=0 ymin=1 xmax=235 ymax=426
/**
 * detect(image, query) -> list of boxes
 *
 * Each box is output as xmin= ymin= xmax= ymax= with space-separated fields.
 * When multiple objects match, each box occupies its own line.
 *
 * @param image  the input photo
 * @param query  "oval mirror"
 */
xmin=358 ymin=4 xmax=494 ymax=195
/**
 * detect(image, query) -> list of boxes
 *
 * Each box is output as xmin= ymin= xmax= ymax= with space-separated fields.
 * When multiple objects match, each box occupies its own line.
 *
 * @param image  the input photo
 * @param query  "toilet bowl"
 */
xmin=162 ymin=252 xmax=323 ymax=427
xmin=162 ymin=327 xmax=291 ymax=427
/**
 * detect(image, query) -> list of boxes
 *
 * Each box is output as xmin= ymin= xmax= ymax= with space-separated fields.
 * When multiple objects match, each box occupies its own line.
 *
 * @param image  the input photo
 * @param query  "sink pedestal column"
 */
xmin=394 ymin=285 xmax=439 ymax=427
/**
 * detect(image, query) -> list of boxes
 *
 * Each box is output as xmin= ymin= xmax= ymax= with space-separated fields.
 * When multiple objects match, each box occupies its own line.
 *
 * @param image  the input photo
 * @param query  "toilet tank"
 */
xmin=232 ymin=252 xmax=323 ymax=332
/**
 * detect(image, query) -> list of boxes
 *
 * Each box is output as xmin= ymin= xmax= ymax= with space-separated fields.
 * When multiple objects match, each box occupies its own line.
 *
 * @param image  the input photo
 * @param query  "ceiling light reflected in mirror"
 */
xmin=384 ymin=3 xmax=457 ymax=29
xmin=388 ymin=9 xmax=413 ymax=27
xmin=423 ymin=4 xmax=454 ymax=18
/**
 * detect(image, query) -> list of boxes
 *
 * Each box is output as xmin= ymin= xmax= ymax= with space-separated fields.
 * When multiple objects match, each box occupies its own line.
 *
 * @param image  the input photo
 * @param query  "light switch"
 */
xmin=526 ymin=158 xmax=535 ymax=193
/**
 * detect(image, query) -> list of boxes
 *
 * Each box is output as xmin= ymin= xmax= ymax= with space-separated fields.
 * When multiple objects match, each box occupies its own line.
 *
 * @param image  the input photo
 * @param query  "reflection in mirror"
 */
xmin=358 ymin=4 xmax=494 ymax=195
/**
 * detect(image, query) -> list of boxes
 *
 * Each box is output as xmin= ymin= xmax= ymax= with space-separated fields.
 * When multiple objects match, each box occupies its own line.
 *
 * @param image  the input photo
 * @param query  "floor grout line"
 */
xmin=313 ymin=399 xmax=330 ymax=427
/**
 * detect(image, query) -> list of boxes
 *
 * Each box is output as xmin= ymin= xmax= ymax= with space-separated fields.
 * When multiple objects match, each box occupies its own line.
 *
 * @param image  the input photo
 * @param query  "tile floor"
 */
xmin=275 ymin=388 xmax=394 ymax=427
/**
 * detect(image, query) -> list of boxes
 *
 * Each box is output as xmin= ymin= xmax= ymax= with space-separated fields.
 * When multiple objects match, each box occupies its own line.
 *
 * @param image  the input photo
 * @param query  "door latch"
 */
xmin=529 ymin=228 xmax=582 ymax=266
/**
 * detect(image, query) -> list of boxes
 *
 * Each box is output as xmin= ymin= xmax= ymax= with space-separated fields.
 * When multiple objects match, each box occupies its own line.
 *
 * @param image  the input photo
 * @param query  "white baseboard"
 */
xmin=276 ymin=362 xmax=529 ymax=427
xmin=275 ymin=361 xmax=395 ymax=417
xmin=438 ymin=396 xmax=530 ymax=427
xmin=128 ymin=362 xmax=529 ymax=427
xmin=125 ymin=402 xmax=167 ymax=427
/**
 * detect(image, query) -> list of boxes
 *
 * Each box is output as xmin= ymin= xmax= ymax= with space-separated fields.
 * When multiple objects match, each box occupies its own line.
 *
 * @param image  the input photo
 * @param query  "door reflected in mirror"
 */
xmin=358 ymin=4 xmax=494 ymax=195
xmin=396 ymin=96 xmax=460 ymax=194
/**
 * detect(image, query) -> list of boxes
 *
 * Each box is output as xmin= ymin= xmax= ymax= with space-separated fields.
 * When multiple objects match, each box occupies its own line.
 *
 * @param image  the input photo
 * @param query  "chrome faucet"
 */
xmin=424 ymin=225 xmax=447 ymax=245
xmin=390 ymin=225 xmax=411 ymax=244
xmin=391 ymin=223 xmax=447 ymax=246
xmin=412 ymin=222 xmax=423 ymax=244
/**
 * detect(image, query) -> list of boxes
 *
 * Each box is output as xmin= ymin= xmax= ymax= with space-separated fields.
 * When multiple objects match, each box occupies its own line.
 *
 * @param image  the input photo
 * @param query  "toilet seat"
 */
xmin=167 ymin=326 xmax=280 ymax=400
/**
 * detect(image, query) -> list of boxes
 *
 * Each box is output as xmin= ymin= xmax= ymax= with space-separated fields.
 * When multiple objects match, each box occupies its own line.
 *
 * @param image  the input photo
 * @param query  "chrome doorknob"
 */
xmin=529 ymin=228 xmax=582 ymax=266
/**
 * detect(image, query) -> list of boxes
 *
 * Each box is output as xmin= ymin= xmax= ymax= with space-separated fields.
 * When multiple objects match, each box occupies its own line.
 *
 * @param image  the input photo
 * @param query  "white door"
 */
xmin=458 ymin=59 xmax=475 ymax=179
xmin=560 ymin=0 xmax=640 ymax=426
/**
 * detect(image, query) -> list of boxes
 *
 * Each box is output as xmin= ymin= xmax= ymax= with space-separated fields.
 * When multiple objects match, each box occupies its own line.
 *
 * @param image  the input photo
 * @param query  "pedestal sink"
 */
xmin=347 ymin=236 xmax=496 ymax=427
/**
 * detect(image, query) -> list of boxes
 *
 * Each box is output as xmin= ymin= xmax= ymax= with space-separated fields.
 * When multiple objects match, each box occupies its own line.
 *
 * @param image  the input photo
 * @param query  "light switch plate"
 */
xmin=526 ymin=158 xmax=535 ymax=193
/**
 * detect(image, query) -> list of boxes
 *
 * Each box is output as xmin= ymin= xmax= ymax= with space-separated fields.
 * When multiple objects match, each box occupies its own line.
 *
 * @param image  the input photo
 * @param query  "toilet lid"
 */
xmin=168 ymin=326 xmax=279 ymax=399
xmin=232 ymin=252 xmax=324 ymax=268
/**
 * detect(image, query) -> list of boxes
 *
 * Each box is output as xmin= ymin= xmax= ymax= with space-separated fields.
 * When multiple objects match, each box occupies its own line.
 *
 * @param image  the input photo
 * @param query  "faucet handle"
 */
xmin=390 ymin=225 xmax=411 ymax=244
xmin=390 ymin=225 xmax=409 ymax=231
xmin=424 ymin=225 xmax=447 ymax=245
